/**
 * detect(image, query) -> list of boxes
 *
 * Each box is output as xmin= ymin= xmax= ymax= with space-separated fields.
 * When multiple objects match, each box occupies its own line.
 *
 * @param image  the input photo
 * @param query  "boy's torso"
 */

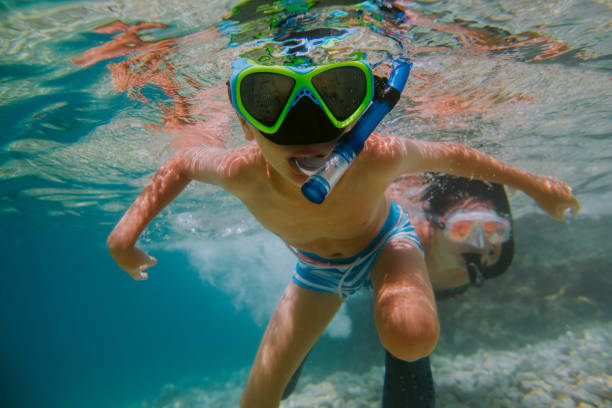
xmin=221 ymin=137 xmax=398 ymax=259
xmin=211 ymin=135 xmax=472 ymax=290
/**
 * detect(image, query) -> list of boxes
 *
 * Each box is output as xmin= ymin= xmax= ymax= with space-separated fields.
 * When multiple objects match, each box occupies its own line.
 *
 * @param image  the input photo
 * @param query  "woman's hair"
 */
xmin=420 ymin=173 xmax=515 ymax=280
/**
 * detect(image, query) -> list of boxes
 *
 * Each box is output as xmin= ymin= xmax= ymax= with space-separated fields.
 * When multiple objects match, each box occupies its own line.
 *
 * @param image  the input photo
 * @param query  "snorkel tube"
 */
xmin=301 ymin=58 xmax=412 ymax=204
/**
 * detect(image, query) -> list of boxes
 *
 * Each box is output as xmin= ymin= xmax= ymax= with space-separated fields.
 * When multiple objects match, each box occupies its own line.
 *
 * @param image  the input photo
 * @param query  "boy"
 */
xmin=107 ymin=57 xmax=580 ymax=407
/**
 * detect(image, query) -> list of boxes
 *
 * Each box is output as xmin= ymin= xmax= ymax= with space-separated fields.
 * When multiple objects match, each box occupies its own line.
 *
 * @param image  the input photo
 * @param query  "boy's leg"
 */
xmin=241 ymin=281 xmax=343 ymax=408
xmin=370 ymin=239 xmax=439 ymax=362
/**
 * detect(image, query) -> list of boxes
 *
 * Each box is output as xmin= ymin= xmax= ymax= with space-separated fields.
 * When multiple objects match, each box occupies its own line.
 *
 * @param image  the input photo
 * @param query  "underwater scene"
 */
xmin=1 ymin=0 xmax=611 ymax=407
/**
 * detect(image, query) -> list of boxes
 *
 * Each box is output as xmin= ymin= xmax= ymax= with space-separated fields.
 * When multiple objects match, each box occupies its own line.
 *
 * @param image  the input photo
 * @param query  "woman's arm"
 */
xmin=107 ymin=146 xmax=233 ymax=280
xmin=397 ymin=139 xmax=580 ymax=219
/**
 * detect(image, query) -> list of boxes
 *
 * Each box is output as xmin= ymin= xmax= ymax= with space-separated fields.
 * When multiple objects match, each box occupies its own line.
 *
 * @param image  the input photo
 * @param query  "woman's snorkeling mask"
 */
xmin=229 ymin=58 xmax=374 ymax=145
xmin=430 ymin=209 xmax=512 ymax=288
xmin=431 ymin=210 xmax=512 ymax=249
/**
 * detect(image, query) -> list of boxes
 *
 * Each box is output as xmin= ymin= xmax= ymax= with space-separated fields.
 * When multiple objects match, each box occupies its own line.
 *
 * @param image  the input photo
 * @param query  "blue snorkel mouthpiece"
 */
xmin=301 ymin=58 xmax=412 ymax=204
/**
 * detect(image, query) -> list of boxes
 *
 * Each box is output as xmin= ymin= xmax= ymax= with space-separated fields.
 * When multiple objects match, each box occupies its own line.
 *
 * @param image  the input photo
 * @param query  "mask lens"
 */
xmin=482 ymin=220 xmax=510 ymax=244
xmin=447 ymin=220 xmax=475 ymax=241
xmin=482 ymin=220 xmax=507 ymax=233
xmin=312 ymin=66 xmax=367 ymax=121
xmin=240 ymin=72 xmax=295 ymax=126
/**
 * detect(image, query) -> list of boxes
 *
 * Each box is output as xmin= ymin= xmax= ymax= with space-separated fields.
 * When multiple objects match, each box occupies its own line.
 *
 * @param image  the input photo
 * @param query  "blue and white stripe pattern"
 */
xmin=291 ymin=201 xmax=422 ymax=298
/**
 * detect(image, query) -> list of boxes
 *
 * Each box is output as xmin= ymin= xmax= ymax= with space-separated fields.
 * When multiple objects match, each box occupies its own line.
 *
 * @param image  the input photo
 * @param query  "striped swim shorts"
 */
xmin=291 ymin=201 xmax=423 ymax=298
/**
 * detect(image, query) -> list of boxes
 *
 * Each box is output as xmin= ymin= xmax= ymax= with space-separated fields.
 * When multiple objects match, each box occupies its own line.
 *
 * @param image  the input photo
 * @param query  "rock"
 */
xmin=567 ymin=386 xmax=604 ymax=407
xmin=520 ymin=387 xmax=554 ymax=406
xmin=553 ymin=394 xmax=576 ymax=408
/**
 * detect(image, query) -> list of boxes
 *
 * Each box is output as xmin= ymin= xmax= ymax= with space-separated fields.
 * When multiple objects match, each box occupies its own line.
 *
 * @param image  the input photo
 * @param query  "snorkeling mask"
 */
xmin=443 ymin=210 xmax=511 ymax=248
xmin=229 ymin=58 xmax=374 ymax=145
xmin=430 ymin=209 xmax=513 ymax=287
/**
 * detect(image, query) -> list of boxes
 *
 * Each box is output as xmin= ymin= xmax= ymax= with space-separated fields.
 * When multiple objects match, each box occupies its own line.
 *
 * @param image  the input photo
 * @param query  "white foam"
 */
xmin=326 ymin=303 xmax=352 ymax=339
xmin=173 ymin=231 xmax=353 ymax=338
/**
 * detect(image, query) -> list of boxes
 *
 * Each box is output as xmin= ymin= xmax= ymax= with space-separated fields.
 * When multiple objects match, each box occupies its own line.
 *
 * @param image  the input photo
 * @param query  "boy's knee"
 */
xmin=376 ymin=309 xmax=439 ymax=362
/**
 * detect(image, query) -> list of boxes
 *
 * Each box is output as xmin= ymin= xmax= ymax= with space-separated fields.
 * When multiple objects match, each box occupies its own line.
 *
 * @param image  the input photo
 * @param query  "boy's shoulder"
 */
xmin=361 ymin=133 xmax=406 ymax=161
xmin=226 ymin=141 xmax=266 ymax=167
xmin=353 ymin=133 xmax=426 ymax=183
xmin=216 ymin=141 xmax=267 ymax=187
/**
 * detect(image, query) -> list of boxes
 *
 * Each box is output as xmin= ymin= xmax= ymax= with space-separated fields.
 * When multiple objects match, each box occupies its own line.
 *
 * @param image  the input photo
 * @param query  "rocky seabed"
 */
xmin=149 ymin=323 xmax=610 ymax=408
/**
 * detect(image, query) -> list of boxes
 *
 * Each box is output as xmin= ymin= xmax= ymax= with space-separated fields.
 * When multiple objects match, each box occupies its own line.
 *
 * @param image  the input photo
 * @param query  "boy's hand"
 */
xmin=108 ymin=244 xmax=157 ymax=280
xmin=533 ymin=176 xmax=581 ymax=220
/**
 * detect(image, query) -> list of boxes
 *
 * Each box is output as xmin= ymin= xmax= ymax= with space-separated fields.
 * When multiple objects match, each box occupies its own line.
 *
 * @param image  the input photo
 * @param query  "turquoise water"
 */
xmin=1 ymin=1 xmax=611 ymax=407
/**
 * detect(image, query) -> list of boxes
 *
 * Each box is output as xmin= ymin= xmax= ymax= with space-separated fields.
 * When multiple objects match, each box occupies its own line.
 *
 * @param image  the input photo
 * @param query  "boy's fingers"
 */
xmin=129 ymin=269 xmax=147 ymax=281
xmin=563 ymin=198 xmax=580 ymax=218
xmin=140 ymin=255 xmax=156 ymax=269
xmin=135 ymin=260 xmax=155 ymax=280
xmin=558 ymin=202 xmax=580 ymax=220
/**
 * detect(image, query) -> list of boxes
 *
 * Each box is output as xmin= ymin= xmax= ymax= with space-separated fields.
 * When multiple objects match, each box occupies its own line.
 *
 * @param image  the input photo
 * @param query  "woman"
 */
xmin=392 ymin=172 xmax=514 ymax=296
xmin=283 ymin=173 xmax=517 ymax=407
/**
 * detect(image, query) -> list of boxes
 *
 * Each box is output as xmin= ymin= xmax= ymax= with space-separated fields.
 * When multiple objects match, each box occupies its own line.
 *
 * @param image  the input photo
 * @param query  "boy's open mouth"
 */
xmin=291 ymin=155 xmax=328 ymax=176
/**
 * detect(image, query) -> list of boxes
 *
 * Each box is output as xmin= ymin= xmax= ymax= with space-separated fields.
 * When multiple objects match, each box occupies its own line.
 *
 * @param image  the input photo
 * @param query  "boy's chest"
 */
xmin=239 ymin=185 xmax=380 ymax=244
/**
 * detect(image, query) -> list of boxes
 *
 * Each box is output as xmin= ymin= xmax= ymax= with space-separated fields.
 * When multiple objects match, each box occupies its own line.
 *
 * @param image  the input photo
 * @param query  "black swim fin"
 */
xmin=282 ymin=351 xmax=435 ymax=407
xmin=281 ymin=355 xmax=308 ymax=400
xmin=382 ymin=351 xmax=435 ymax=408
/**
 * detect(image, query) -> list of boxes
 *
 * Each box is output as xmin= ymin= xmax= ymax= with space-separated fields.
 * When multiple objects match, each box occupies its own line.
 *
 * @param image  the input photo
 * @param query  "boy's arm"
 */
xmin=397 ymin=139 xmax=580 ymax=220
xmin=107 ymin=147 xmax=232 ymax=280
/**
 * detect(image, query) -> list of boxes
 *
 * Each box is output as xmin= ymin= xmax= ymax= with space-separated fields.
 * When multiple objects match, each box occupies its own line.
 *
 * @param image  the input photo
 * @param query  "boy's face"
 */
xmin=238 ymin=116 xmax=340 ymax=186
xmin=229 ymin=60 xmax=374 ymax=186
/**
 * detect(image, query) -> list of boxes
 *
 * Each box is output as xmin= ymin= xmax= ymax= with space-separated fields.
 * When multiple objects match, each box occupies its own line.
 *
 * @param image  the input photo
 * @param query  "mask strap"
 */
xmin=463 ymin=253 xmax=485 ymax=287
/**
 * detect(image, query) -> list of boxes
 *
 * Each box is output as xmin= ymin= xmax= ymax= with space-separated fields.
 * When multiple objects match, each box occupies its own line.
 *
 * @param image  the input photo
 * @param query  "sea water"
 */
xmin=1 ymin=1 xmax=610 ymax=407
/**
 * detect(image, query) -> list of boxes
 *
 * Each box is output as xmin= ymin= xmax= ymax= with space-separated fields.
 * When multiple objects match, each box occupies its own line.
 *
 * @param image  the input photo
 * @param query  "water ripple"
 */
xmin=1 ymin=0 xmax=611 ymax=224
